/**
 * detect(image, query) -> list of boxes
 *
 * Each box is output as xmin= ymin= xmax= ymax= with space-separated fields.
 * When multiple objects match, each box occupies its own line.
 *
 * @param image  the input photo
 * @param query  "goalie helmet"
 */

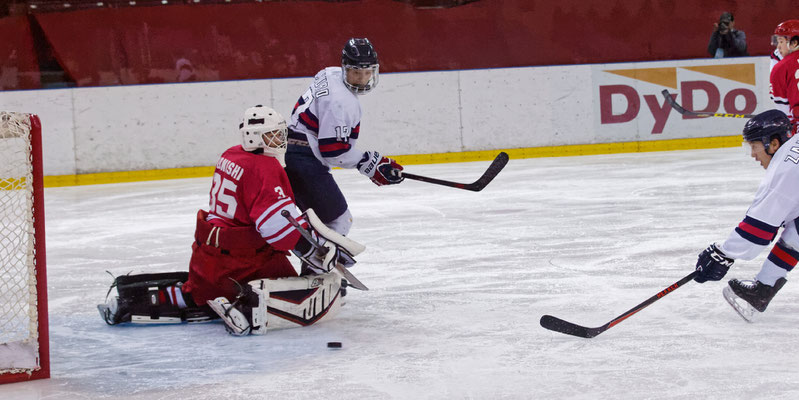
xmin=341 ymin=38 xmax=379 ymax=94
xmin=742 ymin=110 xmax=793 ymax=152
xmin=239 ymin=105 xmax=288 ymax=163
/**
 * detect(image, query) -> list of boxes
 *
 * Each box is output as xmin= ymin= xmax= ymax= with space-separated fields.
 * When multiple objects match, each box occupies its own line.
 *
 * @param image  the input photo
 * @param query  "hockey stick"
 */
xmin=399 ymin=152 xmax=509 ymax=192
xmin=661 ymin=89 xmax=755 ymax=119
xmin=540 ymin=271 xmax=697 ymax=338
xmin=281 ymin=210 xmax=369 ymax=291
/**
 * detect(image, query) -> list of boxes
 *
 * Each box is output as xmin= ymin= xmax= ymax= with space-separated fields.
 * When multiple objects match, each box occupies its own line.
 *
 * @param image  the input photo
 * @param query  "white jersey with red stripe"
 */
xmin=770 ymin=48 xmax=783 ymax=73
xmin=288 ymin=67 xmax=367 ymax=170
xmin=206 ymin=145 xmax=306 ymax=252
xmin=719 ymin=133 xmax=799 ymax=275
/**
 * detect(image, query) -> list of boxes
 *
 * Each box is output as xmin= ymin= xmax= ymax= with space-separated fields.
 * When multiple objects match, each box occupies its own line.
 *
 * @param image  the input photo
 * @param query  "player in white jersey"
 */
xmin=692 ymin=110 xmax=799 ymax=321
xmin=285 ymin=38 xmax=404 ymax=236
xmin=770 ymin=47 xmax=784 ymax=73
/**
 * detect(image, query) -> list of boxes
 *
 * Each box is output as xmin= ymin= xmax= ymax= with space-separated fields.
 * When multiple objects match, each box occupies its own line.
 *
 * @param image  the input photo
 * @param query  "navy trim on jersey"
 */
xmin=298 ymin=109 xmax=320 ymax=133
xmin=292 ymin=96 xmax=306 ymax=114
xmin=318 ymin=137 xmax=351 ymax=158
xmin=768 ymin=240 xmax=799 ymax=271
xmin=351 ymin=123 xmax=360 ymax=140
xmin=735 ymin=216 xmax=779 ymax=246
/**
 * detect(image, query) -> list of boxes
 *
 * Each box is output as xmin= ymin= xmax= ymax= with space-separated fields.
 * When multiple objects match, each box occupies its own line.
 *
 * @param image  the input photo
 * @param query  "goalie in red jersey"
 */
xmin=98 ymin=105 xmax=364 ymax=336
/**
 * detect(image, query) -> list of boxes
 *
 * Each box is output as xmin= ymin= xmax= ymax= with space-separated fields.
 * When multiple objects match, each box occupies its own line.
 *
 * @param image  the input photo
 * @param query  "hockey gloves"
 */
xmin=293 ymin=230 xmax=356 ymax=275
xmin=694 ymin=243 xmax=734 ymax=283
xmin=358 ymin=151 xmax=404 ymax=186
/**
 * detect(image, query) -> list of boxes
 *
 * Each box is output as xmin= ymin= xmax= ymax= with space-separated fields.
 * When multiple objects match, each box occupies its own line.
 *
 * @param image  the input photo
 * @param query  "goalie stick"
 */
xmin=540 ymin=271 xmax=697 ymax=338
xmin=660 ymin=89 xmax=755 ymax=119
xmin=281 ymin=210 xmax=369 ymax=291
xmin=399 ymin=152 xmax=509 ymax=192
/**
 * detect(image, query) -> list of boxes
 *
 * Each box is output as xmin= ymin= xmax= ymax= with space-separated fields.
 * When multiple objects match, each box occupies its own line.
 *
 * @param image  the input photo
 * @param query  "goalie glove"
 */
xmin=357 ymin=150 xmax=404 ymax=186
xmin=294 ymin=234 xmax=356 ymax=274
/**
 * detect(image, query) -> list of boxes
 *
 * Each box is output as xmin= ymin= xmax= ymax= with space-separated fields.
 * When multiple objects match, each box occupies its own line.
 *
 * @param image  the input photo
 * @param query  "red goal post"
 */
xmin=0 ymin=111 xmax=49 ymax=383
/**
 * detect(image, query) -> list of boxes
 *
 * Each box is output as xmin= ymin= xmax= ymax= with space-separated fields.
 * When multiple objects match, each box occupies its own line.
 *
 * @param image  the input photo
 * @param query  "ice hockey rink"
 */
xmin=3 ymin=146 xmax=799 ymax=399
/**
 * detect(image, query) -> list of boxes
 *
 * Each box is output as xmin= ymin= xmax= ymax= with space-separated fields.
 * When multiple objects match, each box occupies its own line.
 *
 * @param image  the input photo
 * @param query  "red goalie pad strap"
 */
xmin=193 ymin=210 xmax=267 ymax=252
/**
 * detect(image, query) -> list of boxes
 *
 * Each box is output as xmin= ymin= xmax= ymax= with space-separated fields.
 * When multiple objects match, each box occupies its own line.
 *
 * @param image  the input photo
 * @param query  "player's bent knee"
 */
xmin=326 ymin=208 xmax=353 ymax=236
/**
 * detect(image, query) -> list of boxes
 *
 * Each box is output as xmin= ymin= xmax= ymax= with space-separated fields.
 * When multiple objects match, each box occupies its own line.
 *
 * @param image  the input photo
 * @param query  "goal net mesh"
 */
xmin=0 ymin=111 xmax=41 ymax=374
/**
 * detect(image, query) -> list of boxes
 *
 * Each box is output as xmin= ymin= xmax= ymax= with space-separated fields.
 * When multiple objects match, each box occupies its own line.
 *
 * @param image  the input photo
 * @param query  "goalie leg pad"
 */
xmin=207 ymin=281 xmax=269 ymax=336
xmin=259 ymin=270 xmax=346 ymax=331
xmin=205 ymin=271 xmax=346 ymax=335
xmin=99 ymin=272 xmax=214 ymax=325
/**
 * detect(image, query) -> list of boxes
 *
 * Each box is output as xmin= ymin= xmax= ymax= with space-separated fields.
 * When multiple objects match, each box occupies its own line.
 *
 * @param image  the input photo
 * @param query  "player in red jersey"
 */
xmin=769 ymin=20 xmax=799 ymax=130
xmin=98 ymin=105 xmax=364 ymax=335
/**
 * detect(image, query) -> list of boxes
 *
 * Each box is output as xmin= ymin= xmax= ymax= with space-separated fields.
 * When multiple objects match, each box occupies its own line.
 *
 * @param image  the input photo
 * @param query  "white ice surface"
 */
xmin=3 ymin=147 xmax=799 ymax=399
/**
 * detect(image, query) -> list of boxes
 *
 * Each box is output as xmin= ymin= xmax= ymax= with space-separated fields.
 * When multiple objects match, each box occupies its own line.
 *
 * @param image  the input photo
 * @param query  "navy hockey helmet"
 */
xmin=742 ymin=109 xmax=793 ymax=152
xmin=341 ymin=38 xmax=379 ymax=94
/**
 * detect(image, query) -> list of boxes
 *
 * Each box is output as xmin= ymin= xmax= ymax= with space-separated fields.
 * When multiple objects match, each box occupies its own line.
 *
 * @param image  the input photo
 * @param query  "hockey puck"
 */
xmin=327 ymin=341 xmax=342 ymax=349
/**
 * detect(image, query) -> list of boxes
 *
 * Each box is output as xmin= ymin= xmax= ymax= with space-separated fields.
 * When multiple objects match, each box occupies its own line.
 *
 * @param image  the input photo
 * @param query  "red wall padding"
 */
xmin=24 ymin=0 xmax=796 ymax=87
xmin=0 ymin=16 xmax=40 ymax=90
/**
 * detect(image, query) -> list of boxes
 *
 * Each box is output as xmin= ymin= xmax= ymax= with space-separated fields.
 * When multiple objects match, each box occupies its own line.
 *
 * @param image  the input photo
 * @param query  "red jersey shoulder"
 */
xmin=216 ymin=146 xmax=295 ymax=200
xmin=773 ymin=52 xmax=799 ymax=82
xmin=216 ymin=146 xmax=284 ymax=182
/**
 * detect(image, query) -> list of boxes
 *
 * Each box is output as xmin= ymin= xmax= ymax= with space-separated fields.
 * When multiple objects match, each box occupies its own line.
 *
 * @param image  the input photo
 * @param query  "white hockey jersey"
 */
xmin=770 ymin=48 xmax=783 ymax=73
xmin=288 ymin=67 xmax=366 ymax=170
xmin=720 ymin=134 xmax=799 ymax=274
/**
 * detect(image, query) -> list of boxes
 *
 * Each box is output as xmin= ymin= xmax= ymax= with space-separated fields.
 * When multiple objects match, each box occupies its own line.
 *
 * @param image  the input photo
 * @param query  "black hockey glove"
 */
xmin=694 ymin=243 xmax=734 ymax=283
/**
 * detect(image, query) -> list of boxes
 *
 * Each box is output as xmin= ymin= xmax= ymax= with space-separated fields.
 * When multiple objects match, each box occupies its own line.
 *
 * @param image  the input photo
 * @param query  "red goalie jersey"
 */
xmin=183 ymin=145 xmax=307 ymax=304
xmin=205 ymin=145 xmax=306 ymax=251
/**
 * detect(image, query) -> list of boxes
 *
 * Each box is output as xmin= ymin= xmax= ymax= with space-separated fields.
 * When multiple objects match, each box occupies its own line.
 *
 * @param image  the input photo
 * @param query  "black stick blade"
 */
xmin=401 ymin=151 xmax=509 ymax=192
xmin=661 ymin=89 xmax=754 ymax=119
xmin=468 ymin=151 xmax=509 ymax=191
xmin=539 ymin=315 xmax=606 ymax=339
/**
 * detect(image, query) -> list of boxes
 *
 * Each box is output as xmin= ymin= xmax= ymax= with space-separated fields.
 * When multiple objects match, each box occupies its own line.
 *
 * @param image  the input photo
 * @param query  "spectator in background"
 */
xmin=175 ymin=57 xmax=197 ymax=82
xmin=707 ymin=12 xmax=748 ymax=58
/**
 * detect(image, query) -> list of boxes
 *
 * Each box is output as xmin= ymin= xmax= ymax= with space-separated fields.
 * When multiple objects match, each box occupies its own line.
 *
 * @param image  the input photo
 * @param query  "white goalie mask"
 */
xmin=240 ymin=105 xmax=288 ymax=165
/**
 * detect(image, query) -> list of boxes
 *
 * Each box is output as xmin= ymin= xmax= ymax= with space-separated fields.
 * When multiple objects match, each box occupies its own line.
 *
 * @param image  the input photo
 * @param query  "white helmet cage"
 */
xmin=240 ymin=105 xmax=288 ymax=158
xmin=341 ymin=38 xmax=379 ymax=95
xmin=342 ymin=64 xmax=379 ymax=95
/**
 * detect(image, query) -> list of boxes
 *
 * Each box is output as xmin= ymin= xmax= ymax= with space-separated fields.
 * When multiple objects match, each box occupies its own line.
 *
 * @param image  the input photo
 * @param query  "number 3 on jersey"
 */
xmin=210 ymin=173 xmax=238 ymax=218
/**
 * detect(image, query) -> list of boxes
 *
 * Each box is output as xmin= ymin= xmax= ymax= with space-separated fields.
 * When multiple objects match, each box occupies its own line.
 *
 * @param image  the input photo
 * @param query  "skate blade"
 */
xmin=723 ymin=286 xmax=759 ymax=323
xmin=97 ymin=304 xmax=114 ymax=325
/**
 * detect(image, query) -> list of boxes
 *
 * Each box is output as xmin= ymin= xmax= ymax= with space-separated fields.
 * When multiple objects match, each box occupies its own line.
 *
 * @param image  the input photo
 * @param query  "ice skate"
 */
xmin=97 ymin=296 xmax=124 ymax=325
xmin=723 ymin=277 xmax=786 ymax=322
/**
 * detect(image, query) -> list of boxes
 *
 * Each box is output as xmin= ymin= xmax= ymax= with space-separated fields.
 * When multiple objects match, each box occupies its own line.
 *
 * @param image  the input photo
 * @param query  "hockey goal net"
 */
xmin=0 ymin=111 xmax=49 ymax=383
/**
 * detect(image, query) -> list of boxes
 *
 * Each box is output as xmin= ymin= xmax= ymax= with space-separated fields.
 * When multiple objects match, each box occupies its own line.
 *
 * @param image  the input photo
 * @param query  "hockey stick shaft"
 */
xmin=281 ymin=210 xmax=369 ymax=291
xmin=661 ymin=89 xmax=755 ymax=119
xmin=540 ymin=271 xmax=697 ymax=338
xmin=399 ymin=152 xmax=509 ymax=192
